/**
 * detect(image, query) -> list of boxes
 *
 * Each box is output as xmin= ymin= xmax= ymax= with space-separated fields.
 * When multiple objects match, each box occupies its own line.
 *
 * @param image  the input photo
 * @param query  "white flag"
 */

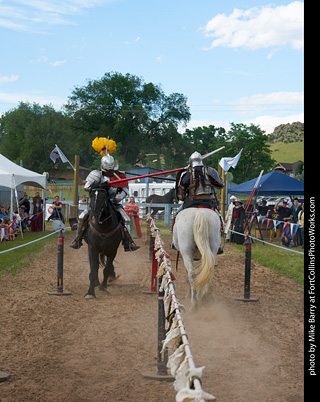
xmin=50 ymin=144 xmax=69 ymax=164
xmin=219 ymin=148 xmax=243 ymax=172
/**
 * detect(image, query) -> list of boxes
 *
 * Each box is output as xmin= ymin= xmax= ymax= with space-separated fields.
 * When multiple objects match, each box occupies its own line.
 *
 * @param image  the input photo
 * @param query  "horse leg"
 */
xmin=100 ymin=251 xmax=117 ymax=291
xmin=85 ymin=249 xmax=100 ymax=299
xmin=180 ymin=249 xmax=198 ymax=310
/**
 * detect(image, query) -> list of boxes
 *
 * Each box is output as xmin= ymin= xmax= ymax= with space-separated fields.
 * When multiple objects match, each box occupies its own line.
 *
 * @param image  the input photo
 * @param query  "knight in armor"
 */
xmin=177 ymin=151 xmax=224 ymax=209
xmin=69 ymin=154 xmax=140 ymax=252
xmin=176 ymin=151 xmax=224 ymax=254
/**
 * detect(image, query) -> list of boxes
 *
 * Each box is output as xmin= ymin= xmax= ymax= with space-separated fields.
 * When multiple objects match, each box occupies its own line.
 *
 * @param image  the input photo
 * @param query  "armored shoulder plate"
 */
xmin=206 ymin=167 xmax=224 ymax=188
xmin=84 ymin=170 xmax=102 ymax=191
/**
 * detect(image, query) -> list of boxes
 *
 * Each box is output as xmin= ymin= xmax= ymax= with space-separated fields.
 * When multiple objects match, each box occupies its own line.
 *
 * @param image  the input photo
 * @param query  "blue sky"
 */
xmin=0 ymin=0 xmax=304 ymax=134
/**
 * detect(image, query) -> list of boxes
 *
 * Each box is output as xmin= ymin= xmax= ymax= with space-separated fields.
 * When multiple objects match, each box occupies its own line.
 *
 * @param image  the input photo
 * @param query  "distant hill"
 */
xmin=267 ymin=122 xmax=304 ymax=163
xmin=267 ymin=122 xmax=304 ymax=143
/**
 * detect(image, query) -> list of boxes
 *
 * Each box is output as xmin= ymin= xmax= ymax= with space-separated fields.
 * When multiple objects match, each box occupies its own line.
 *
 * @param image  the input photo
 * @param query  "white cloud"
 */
xmin=156 ymin=55 xmax=164 ymax=62
xmin=202 ymin=2 xmax=304 ymax=51
xmin=0 ymin=74 xmax=19 ymax=84
xmin=231 ymin=91 xmax=304 ymax=116
xmin=247 ymin=113 xmax=304 ymax=134
xmin=0 ymin=91 xmax=67 ymax=109
xmin=0 ymin=0 xmax=117 ymax=31
xmin=51 ymin=60 xmax=67 ymax=67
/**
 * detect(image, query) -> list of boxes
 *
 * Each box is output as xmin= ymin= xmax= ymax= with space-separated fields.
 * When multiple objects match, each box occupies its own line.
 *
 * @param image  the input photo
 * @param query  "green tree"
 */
xmin=64 ymin=72 xmax=191 ymax=167
xmin=223 ymin=123 xmax=275 ymax=183
xmin=180 ymin=123 xmax=275 ymax=183
xmin=0 ymin=102 xmax=75 ymax=173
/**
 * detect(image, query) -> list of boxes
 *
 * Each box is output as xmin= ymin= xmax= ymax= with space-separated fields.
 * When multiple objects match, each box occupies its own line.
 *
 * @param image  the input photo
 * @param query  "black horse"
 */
xmin=145 ymin=188 xmax=176 ymax=217
xmin=84 ymin=187 xmax=122 ymax=299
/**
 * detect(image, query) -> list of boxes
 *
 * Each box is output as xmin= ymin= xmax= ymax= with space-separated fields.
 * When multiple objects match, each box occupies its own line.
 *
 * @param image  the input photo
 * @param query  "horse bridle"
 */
xmin=89 ymin=188 xmax=122 ymax=239
xmin=91 ymin=188 xmax=113 ymax=224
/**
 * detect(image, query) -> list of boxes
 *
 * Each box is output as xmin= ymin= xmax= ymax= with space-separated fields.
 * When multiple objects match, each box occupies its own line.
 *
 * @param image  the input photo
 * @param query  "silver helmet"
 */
xmin=101 ymin=154 xmax=115 ymax=171
xmin=189 ymin=151 xmax=203 ymax=167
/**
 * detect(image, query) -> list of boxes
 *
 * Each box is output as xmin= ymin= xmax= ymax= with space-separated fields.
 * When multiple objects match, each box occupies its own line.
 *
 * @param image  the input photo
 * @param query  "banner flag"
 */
xmin=219 ymin=148 xmax=243 ymax=172
xmin=50 ymin=144 xmax=69 ymax=164
xmin=50 ymin=144 xmax=75 ymax=171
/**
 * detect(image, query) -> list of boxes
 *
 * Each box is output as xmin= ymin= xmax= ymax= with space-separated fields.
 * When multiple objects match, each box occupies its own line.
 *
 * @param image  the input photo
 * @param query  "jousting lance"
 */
xmin=110 ymin=146 xmax=225 ymax=186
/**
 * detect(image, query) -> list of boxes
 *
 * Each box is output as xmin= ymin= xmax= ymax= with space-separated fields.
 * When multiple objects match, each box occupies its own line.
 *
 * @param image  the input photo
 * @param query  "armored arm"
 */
xmin=207 ymin=167 xmax=224 ymax=188
xmin=84 ymin=170 xmax=102 ymax=192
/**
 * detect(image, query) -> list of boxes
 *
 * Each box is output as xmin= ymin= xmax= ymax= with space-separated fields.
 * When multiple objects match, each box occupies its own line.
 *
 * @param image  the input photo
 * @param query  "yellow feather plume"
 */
xmin=92 ymin=137 xmax=116 ymax=156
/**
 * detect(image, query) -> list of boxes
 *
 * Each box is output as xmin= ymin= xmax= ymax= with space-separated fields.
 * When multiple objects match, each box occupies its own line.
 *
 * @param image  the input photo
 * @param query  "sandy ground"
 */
xmin=0 ymin=232 xmax=304 ymax=402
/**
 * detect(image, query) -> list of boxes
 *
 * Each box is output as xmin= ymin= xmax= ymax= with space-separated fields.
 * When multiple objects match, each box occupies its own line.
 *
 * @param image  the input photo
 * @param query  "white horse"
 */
xmin=173 ymin=207 xmax=221 ymax=309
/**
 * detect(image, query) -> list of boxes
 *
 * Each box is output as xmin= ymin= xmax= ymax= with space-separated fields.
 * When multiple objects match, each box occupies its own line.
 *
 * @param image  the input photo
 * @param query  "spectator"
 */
xmin=291 ymin=197 xmax=302 ymax=224
xmin=0 ymin=216 xmax=15 ymax=241
xmin=230 ymin=198 xmax=245 ymax=245
xmin=297 ymin=201 xmax=304 ymax=248
xmin=224 ymin=195 xmax=237 ymax=242
xmin=18 ymin=192 xmax=30 ymax=214
xmin=0 ymin=206 xmax=10 ymax=222
xmin=124 ymin=197 xmax=142 ymax=239
xmin=275 ymin=198 xmax=291 ymax=237
xmin=30 ymin=192 xmax=44 ymax=232
xmin=79 ymin=195 xmax=87 ymax=205
xmin=266 ymin=206 xmax=278 ymax=242
xmin=258 ymin=200 xmax=268 ymax=216
xmin=19 ymin=205 xmax=28 ymax=232
xmin=48 ymin=196 xmax=65 ymax=223
xmin=280 ymin=217 xmax=295 ymax=248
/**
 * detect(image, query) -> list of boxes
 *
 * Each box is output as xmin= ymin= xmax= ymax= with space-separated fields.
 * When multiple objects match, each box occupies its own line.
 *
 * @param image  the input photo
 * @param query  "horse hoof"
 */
xmin=84 ymin=294 xmax=96 ymax=299
xmin=108 ymin=274 xmax=120 ymax=283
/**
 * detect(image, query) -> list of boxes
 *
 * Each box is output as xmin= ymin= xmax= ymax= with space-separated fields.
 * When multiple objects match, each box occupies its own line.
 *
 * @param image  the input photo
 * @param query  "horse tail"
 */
xmin=192 ymin=209 xmax=216 ymax=293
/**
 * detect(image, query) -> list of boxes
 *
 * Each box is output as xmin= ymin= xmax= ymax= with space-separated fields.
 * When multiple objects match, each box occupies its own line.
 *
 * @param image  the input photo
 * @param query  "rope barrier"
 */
xmin=227 ymin=228 xmax=304 ymax=255
xmin=149 ymin=216 xmax=216 ymax=402
xmin=0 ymin=227 xmax=70 ymax=255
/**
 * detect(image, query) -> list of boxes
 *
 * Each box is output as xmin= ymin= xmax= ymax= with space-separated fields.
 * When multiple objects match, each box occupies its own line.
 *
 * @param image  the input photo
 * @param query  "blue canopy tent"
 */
xmin=228 ymin=171 xmax=304 ymax=196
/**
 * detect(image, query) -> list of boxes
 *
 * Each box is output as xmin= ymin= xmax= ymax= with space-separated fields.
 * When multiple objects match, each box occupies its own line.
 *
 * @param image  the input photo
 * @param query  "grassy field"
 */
xmin=0 ymin=223 xmax=73 ymax=277
xmin=269 ymin=141 xmax=304 ymax=163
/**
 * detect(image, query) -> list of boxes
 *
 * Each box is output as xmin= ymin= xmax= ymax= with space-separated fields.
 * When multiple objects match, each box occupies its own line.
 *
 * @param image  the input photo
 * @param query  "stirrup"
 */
xmin=69 ymin=238 xmax=83 ymax=249
xmin=124 ymin=242 xmax=140 ymax=252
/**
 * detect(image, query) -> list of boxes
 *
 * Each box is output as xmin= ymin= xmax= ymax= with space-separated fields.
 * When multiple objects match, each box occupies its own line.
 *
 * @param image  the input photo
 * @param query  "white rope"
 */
xmin=228 ymin=228 xmax=304 ymax=255
xmin=0 ymin=227 xmax=70 ymax=255
xmin=149 ymin=215 xmax=216 ymax=402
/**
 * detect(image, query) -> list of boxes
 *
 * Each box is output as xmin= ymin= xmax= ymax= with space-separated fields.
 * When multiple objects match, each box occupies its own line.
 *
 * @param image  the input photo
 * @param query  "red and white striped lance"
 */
xmin=110 ymin=146 xmax=225 ymax=186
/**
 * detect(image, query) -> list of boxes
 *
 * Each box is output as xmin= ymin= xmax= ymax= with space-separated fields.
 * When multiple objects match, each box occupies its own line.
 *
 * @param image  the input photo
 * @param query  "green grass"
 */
xmin=233 ymin=241 xmax=304 ymax=285
xmin=269 ymin=141 xmax=304 ymax=163
xmin=0 ymin=225 xmax=73 ymax=277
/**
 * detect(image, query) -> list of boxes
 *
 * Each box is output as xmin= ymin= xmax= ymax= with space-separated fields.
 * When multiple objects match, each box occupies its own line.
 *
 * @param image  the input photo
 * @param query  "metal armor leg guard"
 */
xmin=69 ymin=213 xmax=89 ymax=249
xmin=122 ymin=225 xmax=140 ymax=252
xmin=114 ymin=205 xmax=140 ymax=252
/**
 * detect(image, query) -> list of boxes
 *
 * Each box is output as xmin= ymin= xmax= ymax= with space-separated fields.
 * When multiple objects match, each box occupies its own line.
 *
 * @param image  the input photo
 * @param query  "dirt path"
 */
xmin=0 ymin=233 xmax=304 ymax=402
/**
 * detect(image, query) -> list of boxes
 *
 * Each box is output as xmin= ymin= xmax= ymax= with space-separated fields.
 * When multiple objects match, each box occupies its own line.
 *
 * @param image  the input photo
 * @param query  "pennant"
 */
xmin=294 ymin=224 xmax=300 ymax=234
xmin=50 ymin=144 xmax=74 ymax=170
xmin=219 ymin=148 xmax=243 ymax=172
xmin=266 ymin=219 xmax=270 ymax=229
xmin=50 ymin=144 xmax=69 ymax=163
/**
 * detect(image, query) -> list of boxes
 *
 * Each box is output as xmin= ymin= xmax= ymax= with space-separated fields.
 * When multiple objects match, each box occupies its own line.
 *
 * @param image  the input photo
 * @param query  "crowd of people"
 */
xmin=0 ymin=191 xmax=46 ymax=243
xmin=224 ymin=195 xmax=304 ymax=248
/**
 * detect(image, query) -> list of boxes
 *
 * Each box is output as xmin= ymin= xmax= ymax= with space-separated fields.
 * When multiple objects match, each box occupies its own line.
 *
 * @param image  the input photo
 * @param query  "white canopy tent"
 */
xmin=0 ymin=154 xmax=47 ymax=230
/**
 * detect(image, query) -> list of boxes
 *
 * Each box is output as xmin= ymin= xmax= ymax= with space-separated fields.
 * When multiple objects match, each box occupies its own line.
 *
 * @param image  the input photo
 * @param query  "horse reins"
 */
xmin=89 ymin=220 xmax=122 ymax=239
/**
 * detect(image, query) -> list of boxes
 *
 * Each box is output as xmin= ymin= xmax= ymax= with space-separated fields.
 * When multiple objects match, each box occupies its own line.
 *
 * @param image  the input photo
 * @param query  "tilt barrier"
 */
xmin=48 ymin=229 xmax=72 ymax=296
xmin=235 ymin=236 xmax=259 ymax=302
xmin=141 ymin=215 xmax=216 ymax=401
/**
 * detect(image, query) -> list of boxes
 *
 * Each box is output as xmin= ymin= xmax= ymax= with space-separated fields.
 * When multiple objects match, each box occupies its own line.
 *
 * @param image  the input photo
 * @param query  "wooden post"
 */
xmin=221 ymin=168 xmax=226 ymax=220
xmin=71 ymin=155 xmax=80 ymax=219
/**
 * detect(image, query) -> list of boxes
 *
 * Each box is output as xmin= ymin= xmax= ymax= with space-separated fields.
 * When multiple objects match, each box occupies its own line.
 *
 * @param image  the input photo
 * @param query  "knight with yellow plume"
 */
xmin=69 ymin=137 xmax=139 ymax=251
